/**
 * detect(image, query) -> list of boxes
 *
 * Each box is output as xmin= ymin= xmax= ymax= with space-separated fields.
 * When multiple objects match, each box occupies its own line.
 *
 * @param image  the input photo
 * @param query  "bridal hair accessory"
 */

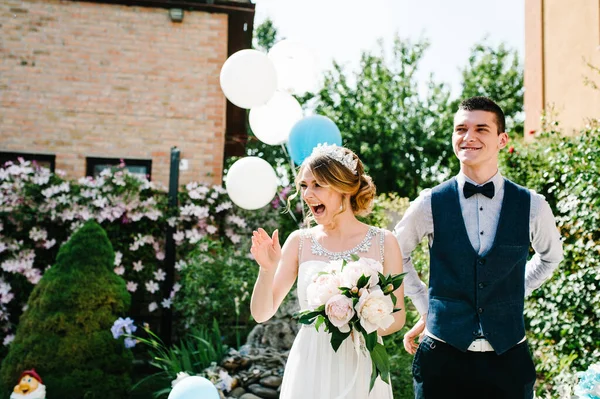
xmin=309 ymin=143 xmax=358 ymax=175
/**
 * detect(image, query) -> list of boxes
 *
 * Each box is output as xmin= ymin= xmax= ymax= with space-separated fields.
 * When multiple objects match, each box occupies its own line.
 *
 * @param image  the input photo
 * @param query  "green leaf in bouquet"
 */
xmin=369 ymin=360 xmax=380 ymax=392
xmin=390 ymin=272 xmax=408 ymax=289
xmin=339 ymin=286 xmax=353 ymax=298
xmin=365 ymin=331 xmax=378 ymax=352
xmin=294 ymin=305 xmax=325 ymax=325
xmin=356 ymin=274 xmax=370 ymax=289
xmin=378 ymin=272 xmax=389 ymax=285
xmin=316 ymin=271 xmax=329 ymax=277
xmin=371 ymin=343 xmax=391 ymax=384
xmin=315 ymin=314 xmax=326 ymax=332
xmin=350 ymin=253 xmax=360 ymax=262
xmin=329 ymin=326 xmax=351 ymax=352
xmin=391 ymin=293 xmax=397 ymax=306
xmin=341 ymin=259 xmax=348 ymax=271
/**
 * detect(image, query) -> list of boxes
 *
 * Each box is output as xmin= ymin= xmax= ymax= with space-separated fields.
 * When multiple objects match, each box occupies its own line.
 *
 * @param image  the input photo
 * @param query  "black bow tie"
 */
xmin=463 ymin=181 xmax=495 ymax=199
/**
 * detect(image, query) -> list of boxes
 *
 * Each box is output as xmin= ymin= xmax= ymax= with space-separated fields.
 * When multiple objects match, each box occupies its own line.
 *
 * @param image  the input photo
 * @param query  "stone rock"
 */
xmin=229 ymin=387 xmax=246 ymax=398
xmin=246 ymin=319 xmax=298 ymax=350
xmin=248 ymin=384 xmax=279 ymax=399
xmin=259 ymin=375 xmax=282 ymax=388
xmin=239 ymin=394 xmax=262 ymax=399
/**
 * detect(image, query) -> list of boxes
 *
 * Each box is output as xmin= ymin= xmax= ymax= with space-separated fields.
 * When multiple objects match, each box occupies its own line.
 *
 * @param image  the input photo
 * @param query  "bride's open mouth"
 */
xmin=309 ymin=203 xmax=326 ymax=216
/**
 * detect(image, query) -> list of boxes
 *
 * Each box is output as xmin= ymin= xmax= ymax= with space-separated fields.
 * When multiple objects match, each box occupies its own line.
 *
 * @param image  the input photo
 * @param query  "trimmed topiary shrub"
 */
xmin=0 ymin=221 xmax=133 ymax=399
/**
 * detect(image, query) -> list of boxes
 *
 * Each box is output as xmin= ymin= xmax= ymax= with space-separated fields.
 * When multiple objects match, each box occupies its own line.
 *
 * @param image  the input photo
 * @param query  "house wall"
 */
xmin=1 ymin=0 xmax=229 ymax=187
xmin=525 ymin=0 xmax=600 ymax=136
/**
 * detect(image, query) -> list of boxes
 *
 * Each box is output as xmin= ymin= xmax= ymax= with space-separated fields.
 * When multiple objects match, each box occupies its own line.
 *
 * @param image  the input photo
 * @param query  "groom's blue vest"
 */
xmin=426 ymin=177 xmax=530 ymax=355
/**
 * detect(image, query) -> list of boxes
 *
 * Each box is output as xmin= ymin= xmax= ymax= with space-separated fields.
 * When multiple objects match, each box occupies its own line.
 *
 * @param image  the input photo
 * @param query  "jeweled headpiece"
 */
xmin=308 ymin=143 xmax=358 ymax=175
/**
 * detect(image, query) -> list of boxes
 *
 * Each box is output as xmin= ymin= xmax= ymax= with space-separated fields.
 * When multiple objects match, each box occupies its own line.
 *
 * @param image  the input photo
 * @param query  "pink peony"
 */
xmin=325 ymin=294 xmax=355 ymax=333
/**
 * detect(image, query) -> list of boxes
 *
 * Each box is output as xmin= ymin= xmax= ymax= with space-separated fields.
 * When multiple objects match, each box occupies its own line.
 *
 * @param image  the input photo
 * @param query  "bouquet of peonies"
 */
xmin=294 ymin=254 xmax=406 ymax=391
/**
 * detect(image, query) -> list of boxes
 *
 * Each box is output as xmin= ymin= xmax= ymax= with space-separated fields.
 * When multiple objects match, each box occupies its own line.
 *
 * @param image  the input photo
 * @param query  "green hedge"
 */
xmin=500 ymin=122 xmax=600 ymax=397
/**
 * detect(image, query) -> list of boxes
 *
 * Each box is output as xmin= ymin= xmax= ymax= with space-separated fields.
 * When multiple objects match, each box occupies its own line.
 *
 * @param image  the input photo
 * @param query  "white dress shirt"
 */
xmin=394 ymin=171 xmax=564 ymax=316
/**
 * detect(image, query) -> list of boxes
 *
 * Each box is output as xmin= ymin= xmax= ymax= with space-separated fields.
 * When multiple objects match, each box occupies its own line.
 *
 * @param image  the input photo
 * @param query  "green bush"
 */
xmin=500 ymin=122 xmax=600 ymax=397
xmin=0 ymin=221 xmax=133 ymax=399
xmin=173 ymin=238 xmax=256 ymax=348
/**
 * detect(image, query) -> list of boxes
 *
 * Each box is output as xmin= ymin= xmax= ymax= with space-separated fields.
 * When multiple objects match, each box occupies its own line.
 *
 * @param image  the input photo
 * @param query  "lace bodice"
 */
xmin=296 ymin=227 xmax=385 ymax=311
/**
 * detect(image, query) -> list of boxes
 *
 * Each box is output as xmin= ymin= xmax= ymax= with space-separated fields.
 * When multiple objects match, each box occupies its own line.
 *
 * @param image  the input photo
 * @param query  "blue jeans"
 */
xmin=412 ymin=335 xmax=536 ymax=399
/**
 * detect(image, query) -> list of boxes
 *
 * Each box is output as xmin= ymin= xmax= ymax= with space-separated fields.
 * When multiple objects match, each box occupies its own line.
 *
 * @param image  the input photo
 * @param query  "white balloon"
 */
xmin=225 ymin=157 xmax=278 ymax=210
xmin=220 ymin=49 xmax=278 ymax=109
xmin=249 ymin=91 xmax=303 ymax=146
xmin=268 ymin=40 xmax=318 ymax=95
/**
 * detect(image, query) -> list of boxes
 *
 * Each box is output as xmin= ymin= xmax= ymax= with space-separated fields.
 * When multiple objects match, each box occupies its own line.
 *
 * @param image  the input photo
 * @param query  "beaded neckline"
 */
xmin=308 ymin=226 xmax=378 ymax=261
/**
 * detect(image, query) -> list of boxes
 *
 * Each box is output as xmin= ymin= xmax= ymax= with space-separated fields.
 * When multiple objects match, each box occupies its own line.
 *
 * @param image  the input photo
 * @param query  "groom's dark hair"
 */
xmin=457 ymin=96 xmax=506 ymax=135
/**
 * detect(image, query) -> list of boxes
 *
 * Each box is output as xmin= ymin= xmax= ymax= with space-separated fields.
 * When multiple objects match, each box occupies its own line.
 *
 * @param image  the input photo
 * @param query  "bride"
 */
xmin=250 ymin=144 xmax=406 ymax=399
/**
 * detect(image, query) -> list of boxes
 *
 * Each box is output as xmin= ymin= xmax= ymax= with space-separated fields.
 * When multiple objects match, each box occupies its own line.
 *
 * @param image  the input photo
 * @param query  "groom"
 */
xmin=394 ymin=96 xmax=563 ymax=398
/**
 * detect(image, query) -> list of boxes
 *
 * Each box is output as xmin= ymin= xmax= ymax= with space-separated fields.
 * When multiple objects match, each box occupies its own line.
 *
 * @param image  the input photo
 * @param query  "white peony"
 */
xmin=306 ymin=273 xmax=342 ymax=309
xmin=340 ymin=260 xmax=380 ymax=289
xmin=355 ymin=286 xmax=394 ymax=334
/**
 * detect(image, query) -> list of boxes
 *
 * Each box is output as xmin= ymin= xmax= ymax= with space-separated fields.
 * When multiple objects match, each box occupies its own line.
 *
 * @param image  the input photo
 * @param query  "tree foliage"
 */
xmin=459 ymin=41 xmax=524 ymax=136
xmin=307 ymin=37 xmax=456 ymax=198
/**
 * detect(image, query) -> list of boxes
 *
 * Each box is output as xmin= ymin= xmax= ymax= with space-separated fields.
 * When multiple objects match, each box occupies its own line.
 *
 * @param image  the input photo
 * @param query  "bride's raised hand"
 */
xmin=250 ymin=228 xmax=281 ymax=273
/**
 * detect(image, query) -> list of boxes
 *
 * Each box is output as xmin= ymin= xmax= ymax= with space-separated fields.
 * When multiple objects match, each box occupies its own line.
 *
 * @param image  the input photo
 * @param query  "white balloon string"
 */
xmin=333 ymin=329 xmax=362 ymax=399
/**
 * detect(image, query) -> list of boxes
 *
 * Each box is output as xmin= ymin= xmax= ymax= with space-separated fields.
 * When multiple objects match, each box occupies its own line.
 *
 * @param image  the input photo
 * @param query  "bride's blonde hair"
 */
xmin=288 ymin=146 xmax=376 ymax=219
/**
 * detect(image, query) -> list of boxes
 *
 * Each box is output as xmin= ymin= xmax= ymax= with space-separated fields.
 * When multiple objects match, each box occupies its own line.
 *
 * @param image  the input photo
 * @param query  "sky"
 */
xmin=253 ymin=0 xmax=525 ymax=97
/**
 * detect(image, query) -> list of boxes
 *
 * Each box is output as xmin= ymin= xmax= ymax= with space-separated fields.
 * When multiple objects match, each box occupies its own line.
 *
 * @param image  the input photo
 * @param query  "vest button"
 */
xmin=478 ymin=282 xmax=485 ymax=289
xmin=478 ymin=307 xmax=484 ymax=313
xmin=478 ymin=258 xmax=486 ymax=265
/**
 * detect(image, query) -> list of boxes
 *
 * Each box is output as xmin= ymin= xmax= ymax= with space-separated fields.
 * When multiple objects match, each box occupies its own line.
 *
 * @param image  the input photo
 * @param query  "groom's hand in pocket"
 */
xmin=403 ymin=314 xmax=426 ymax=355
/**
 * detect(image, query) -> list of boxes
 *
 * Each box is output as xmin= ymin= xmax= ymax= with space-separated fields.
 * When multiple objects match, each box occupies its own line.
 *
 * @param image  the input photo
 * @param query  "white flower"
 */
xmin=215 ymin=201 xmax=233 ymax=213
xmin=173 ymin=231 xmax=185 ymax=243
xmin=153 ymin=269 xmax=166 ymax=281
xmin=306 ymin=273 xmax=342 ymax=309
xmin=355 ymin=286 xmax=394 ymax=334
xmin=171 ymin=372 xmax=191 ymax=387
xmin=114 ymin=266 xmax=125 ymax=275
xmin=148 ymin=302 xmax=158 ymax=312
xmin=161 ymin=298 xmax=172 ymax=308
xmin=29 ymin=227 xmax=48 ymax=242
xmin=205 ymin=225 xmax=218 ymax=234
xmin=133 ymin=261 xmax=144 ymax=272
xmin=325 ymin=294 xmax=355 ymax=333
xmin=43 ymin=238 xmax=56 ymax=249
xmin=3 ymin=334 xmax=14 ymax=346
xmin=340 ymin=260 xmax=380 ymax=289
xmin=126 ymin=282 xmax=138 ymax=292
xmin=145 ymin=280 xmax=160 ymax=294
xmin=215 ymin=370 xmax=234 ymax=392
xmin=114 ymin=251 xmax=123 ymax=266
xmin=175 ymin=260 xmax=187 ymax=271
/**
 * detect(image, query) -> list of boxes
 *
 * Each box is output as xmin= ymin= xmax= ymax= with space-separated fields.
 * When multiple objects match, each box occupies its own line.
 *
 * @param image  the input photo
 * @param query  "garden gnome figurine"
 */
xmin=10 ymin=369 xmax=46 ymax=399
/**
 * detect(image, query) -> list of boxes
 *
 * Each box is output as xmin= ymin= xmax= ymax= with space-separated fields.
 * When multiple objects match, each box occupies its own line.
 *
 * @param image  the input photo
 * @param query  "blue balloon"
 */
xmin=168 ymin=376 xmax=220 ymax=399
xmin=287 ymin=115 xmax=342 ymax=165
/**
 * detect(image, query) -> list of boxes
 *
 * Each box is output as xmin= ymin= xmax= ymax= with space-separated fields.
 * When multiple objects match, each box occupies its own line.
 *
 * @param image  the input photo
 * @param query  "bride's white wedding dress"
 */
xmin=279 ymin=226 xmax=394 ymax=399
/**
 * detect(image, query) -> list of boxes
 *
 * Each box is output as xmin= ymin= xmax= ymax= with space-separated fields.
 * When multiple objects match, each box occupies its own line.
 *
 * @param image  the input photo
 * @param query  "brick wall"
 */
xmin=0 ymin=0 xmax=230 ymax=188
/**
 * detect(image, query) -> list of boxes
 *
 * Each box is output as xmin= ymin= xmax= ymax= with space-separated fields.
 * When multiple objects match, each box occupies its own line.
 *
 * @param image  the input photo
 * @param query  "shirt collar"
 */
xmin=456 ymin=171 xmax=504 ymax=195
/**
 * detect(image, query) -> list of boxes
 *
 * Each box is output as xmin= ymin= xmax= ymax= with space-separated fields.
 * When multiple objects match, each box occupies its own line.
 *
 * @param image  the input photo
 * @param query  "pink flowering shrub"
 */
xmin=0 ymin=159 xmax=300 ymax=355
